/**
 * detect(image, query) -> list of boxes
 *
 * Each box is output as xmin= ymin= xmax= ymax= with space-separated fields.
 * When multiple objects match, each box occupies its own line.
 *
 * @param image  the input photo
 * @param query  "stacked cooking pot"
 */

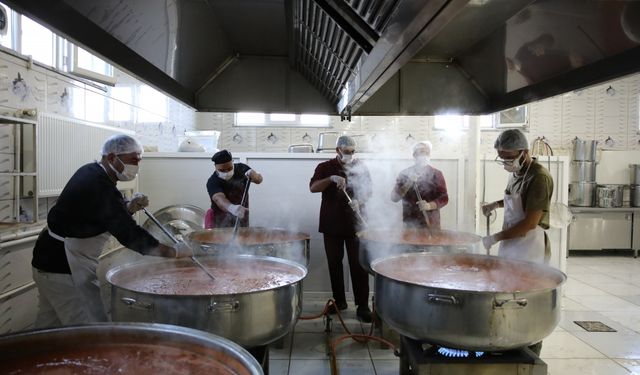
xmin=569 ymin=138 xmax=598 ymax=207
xmin=631 ymin=164 xmax=640 ymax=207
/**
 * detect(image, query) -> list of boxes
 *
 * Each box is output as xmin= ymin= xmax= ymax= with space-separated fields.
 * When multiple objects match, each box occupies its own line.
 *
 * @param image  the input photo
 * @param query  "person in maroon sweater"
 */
xmin=309 ymin=135 xmax=372 ymax=322
xmin=391 ymin=141 xmax=449 ymax=229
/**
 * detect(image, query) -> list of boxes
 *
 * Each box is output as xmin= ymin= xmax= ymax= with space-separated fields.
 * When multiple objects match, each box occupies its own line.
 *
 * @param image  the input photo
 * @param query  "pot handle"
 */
xmin=493 ymin=298 xmax=528 ymax=309
xmin=208 ymin=300 xmax=240 ymax=312
xmin=120 ymin=297 xmax=153 ymax=310
xmin=427 ymin=294 xmax=459 ymax=305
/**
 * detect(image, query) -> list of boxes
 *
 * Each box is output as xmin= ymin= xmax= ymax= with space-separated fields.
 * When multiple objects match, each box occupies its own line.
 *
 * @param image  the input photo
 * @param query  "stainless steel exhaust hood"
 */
xmin=6 ymin=0 xmax=640 ymax=117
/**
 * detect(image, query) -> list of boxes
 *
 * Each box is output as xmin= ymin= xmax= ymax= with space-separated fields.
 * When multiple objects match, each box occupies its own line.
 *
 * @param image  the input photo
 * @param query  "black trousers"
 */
xmin=322 ymin=234 xmax=369 ymax=307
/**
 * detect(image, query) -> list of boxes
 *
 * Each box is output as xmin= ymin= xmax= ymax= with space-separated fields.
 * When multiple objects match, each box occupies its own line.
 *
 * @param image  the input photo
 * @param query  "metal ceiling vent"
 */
xmin=292 ymin=0 xmax=398 ymax=104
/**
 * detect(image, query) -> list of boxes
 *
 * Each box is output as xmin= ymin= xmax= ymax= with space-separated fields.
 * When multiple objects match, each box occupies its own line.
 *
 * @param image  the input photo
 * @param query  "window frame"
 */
xmin=69 ymin=44 xmax=117 ymax=85
xmin=234 ymin=112 xmax=331 ymax=128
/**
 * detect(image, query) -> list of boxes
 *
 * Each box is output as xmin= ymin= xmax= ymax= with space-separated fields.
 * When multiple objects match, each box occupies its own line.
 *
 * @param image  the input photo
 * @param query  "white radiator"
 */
xmin=36 ymin=113 xmax=135 ymax=197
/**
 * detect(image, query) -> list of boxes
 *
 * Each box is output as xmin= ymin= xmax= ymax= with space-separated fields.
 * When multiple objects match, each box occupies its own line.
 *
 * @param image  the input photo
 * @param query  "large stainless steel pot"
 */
xmin=631 ymin=185 xmax=640 ymax=207
xmin=570 ymin=161 xmax=596 ymax=182
xmin=572 ymin=138 xmax=598 ymax=161
xmin=372 ymin=253 xmax=566 ymax=351
xmin=631 ymin=164 xmax=640 ymax=185
xmin=596 ymin=184 xmax=625 ymax=208
xmin=569 ymin=181 xmax=596 ymax=206
xmin=187 ymin=227 xmax=310 ymax=267
xmin=107 ymin=255 xmax=307 ymax=348
xmin=359 ymin=228 xmax=481 ymax=274
xmin=0 ymin=323 xmax=262 ymax=374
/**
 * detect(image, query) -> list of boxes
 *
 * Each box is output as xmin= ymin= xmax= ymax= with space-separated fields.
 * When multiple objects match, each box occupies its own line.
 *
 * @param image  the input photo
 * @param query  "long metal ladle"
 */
xmin=142 ymin=207 xmax=216 ymax=281
xmin=229 ymin=177 xmax=251 ymax=247
xmin=412 ymin=181 xmax=433 ymax=238
xmin=342 ymin=188 xmax=367 ymax=227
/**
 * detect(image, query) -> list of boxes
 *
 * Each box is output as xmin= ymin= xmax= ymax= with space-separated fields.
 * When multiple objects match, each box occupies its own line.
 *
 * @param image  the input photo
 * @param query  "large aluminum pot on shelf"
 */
xmin=358 ymin=228 xmax=481 ymax=274
xmin=572 ymin=138 xmax=598 ymax=161
xmin=187 ymin=227 xmax=310 ymax=267
xmin=372 ymin=253 xmax=566 ymax=351
xmin=107 ymin=255 xmax=307 ymax=348
xmin=569 ymin=181 xmax=596 ymax=207
xmin=0 ymin=323 xmax=262 ymax=374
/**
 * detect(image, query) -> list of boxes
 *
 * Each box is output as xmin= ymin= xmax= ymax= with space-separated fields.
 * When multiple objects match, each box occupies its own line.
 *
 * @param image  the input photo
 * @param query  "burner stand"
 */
xmin=399 ymin=336 xmax=547 ymax=375
xmin=247 ymin=345 xmax=269 ymax=375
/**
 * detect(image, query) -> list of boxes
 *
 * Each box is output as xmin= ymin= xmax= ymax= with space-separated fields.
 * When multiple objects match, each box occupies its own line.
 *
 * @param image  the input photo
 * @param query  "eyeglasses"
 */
xmin=494 ymin=155 xmax=518 ymax=166
xmin=340 ymin=148 xmax=356 ymax=155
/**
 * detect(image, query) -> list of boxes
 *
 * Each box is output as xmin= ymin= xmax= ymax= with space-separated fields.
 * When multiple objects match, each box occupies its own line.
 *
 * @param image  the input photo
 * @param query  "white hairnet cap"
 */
xmin=413 ymin=141 xmax=432 ymax=155
xmin=101 ymin=134 xmax=143 ymax=155
xmin=494 ymin=129 xmax=529 ymax=151
xmin=336 ymin=135 xmax=357 ymax=148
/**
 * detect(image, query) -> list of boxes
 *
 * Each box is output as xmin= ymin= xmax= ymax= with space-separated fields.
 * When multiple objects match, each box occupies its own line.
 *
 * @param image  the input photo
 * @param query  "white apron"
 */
xmin=64 ymin=232 xmax=111 ymax=322
xmin=498 ymin=167 xmax=545 ymax=264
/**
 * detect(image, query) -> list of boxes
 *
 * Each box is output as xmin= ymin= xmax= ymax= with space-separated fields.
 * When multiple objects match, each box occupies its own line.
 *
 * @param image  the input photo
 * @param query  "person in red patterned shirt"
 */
xmin=391 ymin=141 xmax=449 ymax=230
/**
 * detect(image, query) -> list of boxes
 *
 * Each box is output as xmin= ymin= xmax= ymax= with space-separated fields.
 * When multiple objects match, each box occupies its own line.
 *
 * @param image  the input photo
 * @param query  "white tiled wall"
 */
xmin=0 ymin=49 xmax=197 ymax=223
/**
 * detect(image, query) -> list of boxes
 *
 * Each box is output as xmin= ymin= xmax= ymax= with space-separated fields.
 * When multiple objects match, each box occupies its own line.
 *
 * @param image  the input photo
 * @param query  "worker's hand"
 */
xmin=482 ymin=235 xmax=497 ymax=252
xmin=228 ymin=204 xmax=248 ymax=219
xmin=348 ymin=199 xmax=360 ymax=212
xmin=173 ymin=240 xmax=193 ymax=258
xmin=482 ymin=201 xmax=500 ymax=217
xmin=330 ymin=175 xmax=346 ymax=190
xmin=127 ymin=192 xmax=149 ymax=213
xmin=400 ymin=173 xmax=418 ymax=195
xmin=244 ymin=169 xmax=253 ymax=181
xmin=417 ymin=200 xmax=437 ymax=212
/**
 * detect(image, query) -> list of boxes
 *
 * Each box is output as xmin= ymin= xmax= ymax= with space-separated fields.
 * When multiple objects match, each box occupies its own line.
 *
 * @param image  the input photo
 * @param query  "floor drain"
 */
xmin=574 ymin=321 xmax=617 ymax=332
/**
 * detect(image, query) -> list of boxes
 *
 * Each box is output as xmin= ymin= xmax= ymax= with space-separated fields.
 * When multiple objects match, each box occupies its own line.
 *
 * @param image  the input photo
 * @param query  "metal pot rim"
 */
xmin=358 ymin=228 xmax=481 ymax=245
xmin=187 ymin=227 xmax=310 ymax=244
xmin=106 ymin=254 xmax=308 ymax=297
xmin=0 ymin=322 xmax=263 ymax=374
xmin=371 ymin=252 xmax=567 ymax=294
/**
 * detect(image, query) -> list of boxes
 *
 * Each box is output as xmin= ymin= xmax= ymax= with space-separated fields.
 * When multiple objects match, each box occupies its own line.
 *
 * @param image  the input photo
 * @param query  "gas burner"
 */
xmin=400 ymin=336 xmax=547 ymax=375
xmin=437 ymin=346 xmax=484 ymax=358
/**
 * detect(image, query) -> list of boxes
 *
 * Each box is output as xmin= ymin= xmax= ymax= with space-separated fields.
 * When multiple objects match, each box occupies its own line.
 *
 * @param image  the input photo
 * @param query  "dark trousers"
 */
xmin=322 ymin=234 xmax=369 ymax=307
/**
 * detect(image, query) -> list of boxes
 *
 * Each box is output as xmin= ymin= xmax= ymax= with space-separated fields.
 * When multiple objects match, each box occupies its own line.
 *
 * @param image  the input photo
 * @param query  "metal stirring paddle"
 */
xmin=412 ymin=181 xmax=433 ymax=237
xmin=142 ymin=207 xmax=216 ymax=281
xmin=342 ymin=188 xmax=367 ymax=227
xmin=229 ymin=177 xmax=251 ymax=247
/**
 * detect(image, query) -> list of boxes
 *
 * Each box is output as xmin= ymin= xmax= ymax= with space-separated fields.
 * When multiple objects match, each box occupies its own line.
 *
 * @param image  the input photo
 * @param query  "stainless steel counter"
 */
xmin=568 ymin=207 xmax=640 ymax=257
xmin=570 ymin=207 xmax=640 ymax=213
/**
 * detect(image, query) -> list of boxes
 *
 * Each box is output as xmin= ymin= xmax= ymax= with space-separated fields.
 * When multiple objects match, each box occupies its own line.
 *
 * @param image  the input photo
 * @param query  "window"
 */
xmin=0 ymin=4 xmax=14 ymax=49
xmin=496 ymin=105 xmax=528 ymax=128
xmin=20 ymin=15 xmax=54 ymax=66
xmin=477 ymin=114 xmax=495 ymax=129
xmin=70 ymin=45 xmax=116 ymax=85
xmin=236 ymin=112 xmax=266 ymax=125
xmin=235 ymin=112 xmax=330 ymax=127
xmin=109 ymin=87 xmax=132 ymax=122
xmin=85 ymin=90 xmax=105 ymax=123
xmin=433 ymin=115 xmax=469 ymax=131
xmin=137 ymin=85 xmax=166 ymax=123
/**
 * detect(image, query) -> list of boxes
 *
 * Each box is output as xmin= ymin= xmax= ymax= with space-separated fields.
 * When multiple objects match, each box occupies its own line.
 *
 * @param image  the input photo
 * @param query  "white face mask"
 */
xmin=338 ymin=149 xmax=355 ymax=164
xmin=110 ymin=157 xmax=138 ymax=181
xmin=217 ymin=168 xmax=234 ymax=180
xmin=415 ymin=155 xmax=430 ymax=166
xmin=503 ymin=151 xmax=524 ymax=173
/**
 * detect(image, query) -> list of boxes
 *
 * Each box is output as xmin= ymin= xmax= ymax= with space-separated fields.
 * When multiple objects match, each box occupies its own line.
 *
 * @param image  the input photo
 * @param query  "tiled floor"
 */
xmin=268 ymin=256 xmax=640 ymax=374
